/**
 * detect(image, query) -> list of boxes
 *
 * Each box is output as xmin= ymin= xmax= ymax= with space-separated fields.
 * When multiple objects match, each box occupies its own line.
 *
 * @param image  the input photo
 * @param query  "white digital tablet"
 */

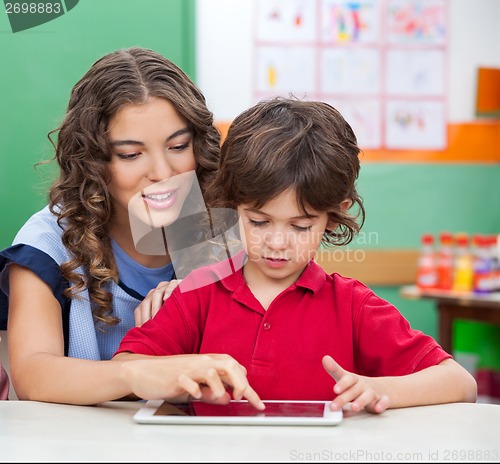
xmin=133 ymin=399 xmax=342 ymax=426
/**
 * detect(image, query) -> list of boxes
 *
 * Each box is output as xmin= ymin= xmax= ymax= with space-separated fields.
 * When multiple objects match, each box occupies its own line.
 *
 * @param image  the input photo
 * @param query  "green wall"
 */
xmin=323 ymin=163 xmax=500 ymax=349
xmin=0 ymin=0 xmax=195 ymax=249
xmin=357 ymin=164 xmax=500 ymax=248
xmin=356 ymin=163 xmax=500 ymax=367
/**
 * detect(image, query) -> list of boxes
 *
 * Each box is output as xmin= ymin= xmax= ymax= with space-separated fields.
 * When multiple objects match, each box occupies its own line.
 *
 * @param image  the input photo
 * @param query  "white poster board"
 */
xmin=253 ymin=0 xmax=448 ymax=150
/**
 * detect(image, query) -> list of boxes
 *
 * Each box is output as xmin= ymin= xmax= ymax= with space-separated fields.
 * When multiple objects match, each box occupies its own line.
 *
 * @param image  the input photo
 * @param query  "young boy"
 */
xmin=114 ymin=97 xmax=477 ymax=413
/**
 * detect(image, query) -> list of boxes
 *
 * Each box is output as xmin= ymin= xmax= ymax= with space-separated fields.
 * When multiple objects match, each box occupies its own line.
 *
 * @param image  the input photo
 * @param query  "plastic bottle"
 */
xmin=489 ymin=234 xmax=500 ymax=292
xmin=452 ymin=233 xmax=473 ymax=293
xmin=472 ymin=234 xmax=491 ymax=294
xmin=436 ymin=231 xmax=454 ymax=290
xmin=416 ymin=233 xmax=438 ymax=290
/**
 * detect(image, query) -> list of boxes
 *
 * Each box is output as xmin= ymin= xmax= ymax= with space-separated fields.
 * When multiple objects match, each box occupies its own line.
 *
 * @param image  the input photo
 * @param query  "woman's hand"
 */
xmin=117 ymin=353 xmax=265 ymax=410
xmin=322 ymin=355 xmax=390 ymax=414
xmin=134 ymin=280 xmax=181 ymax=326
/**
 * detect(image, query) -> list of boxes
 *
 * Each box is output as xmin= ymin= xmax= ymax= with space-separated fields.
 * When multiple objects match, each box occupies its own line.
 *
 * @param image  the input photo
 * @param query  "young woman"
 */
xmin=0 ymin=47 xmax=261 ymax=407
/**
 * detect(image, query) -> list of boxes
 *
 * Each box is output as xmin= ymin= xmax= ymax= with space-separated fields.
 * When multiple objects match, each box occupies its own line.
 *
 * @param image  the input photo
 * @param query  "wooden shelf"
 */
xmin=400 ymin=285 xmax=500 ymax=353
xmin=315 ymin=249 xmax=419 ymax=286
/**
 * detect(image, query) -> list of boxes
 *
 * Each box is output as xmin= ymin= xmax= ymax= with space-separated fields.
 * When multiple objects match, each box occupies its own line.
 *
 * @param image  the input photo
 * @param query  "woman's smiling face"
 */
xmin=107 ymin=97 xmax=197 ymax=230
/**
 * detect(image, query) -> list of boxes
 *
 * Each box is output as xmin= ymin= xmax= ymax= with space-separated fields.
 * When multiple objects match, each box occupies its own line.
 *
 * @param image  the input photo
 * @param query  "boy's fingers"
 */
xmin=369 ymin=395 xmax=390 ymax=414
xmin=322 ymin=355 xmax=346 ymax=382
xmin=350 ymin=389 xmax=377 ymax=412
xmin=329 ymin=397 xmax=346 ymax=412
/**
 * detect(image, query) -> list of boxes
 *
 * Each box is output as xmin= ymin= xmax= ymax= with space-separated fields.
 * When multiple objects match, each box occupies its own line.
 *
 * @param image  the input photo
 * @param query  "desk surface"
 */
xmin=0 ymin=400 xmax=499 ymax=462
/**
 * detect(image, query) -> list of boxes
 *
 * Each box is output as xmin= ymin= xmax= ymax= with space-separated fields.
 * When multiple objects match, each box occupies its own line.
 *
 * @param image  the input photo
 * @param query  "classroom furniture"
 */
xmin=400 ymin=285 xmax=500 ymax=354
xmin=0 ymin=400 xmax=498 ymax=461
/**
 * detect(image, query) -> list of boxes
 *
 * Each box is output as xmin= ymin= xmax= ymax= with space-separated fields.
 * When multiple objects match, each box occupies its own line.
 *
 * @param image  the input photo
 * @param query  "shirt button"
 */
xmin=263 ymin=322 xmax=271 ymax=331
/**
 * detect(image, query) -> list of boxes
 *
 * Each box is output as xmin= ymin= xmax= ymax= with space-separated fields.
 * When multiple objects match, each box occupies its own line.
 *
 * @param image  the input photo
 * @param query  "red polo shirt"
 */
xmin=115 ymin=258 xmax=451 ymax=400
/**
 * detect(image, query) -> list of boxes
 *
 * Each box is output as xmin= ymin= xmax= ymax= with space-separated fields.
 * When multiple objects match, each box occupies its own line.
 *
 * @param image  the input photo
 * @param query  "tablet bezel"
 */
xmin=133 ymin=399 xmax=343 ymax=426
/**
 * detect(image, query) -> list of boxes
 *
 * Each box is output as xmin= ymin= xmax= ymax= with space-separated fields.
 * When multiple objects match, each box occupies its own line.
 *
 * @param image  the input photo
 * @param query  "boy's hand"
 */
xmin=134 ymin=280 xmax=182 ymax=326
xmin=322 ymin=355 xmax=390 ymax=414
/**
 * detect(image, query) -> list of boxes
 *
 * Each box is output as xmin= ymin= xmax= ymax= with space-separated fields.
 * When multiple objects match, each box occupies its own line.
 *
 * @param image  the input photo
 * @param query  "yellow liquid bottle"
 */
xmin=452 ymin=233 xmax=473 ymax=293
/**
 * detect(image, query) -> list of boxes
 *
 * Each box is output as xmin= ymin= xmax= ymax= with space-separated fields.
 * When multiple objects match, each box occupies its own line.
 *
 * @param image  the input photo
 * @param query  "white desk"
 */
xmin=0 ymin=401 xmax=499 ymax=462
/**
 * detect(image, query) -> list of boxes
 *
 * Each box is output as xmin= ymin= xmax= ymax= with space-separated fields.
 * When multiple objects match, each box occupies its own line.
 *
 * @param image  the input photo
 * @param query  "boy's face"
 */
xmin=238 ymin=189 xmax=330 ymax=289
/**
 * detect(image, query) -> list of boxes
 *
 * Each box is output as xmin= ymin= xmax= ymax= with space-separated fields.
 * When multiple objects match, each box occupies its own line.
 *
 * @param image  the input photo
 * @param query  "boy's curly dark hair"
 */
xmin=206 ymin=97 xmax=364 ymax=247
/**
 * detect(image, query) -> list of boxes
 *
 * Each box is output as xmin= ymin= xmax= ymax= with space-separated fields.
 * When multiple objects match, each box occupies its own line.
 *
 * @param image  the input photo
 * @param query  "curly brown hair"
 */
xmin=206 ymin=97 xmax=365 ymax=247
xmin=48 ymin=47 xmax=220 ymax=326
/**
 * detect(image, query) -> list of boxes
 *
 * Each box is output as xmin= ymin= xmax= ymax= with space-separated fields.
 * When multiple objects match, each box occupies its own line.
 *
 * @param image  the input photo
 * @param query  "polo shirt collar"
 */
xmin=218 ymin=254 xmax=326 ymax=295
xmin=295 ymin=259 xmax=326 ymax=293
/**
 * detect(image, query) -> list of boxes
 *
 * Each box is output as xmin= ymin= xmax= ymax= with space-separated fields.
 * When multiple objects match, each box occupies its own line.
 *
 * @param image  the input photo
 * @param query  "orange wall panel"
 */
xmin=215 ymin=121 xmax=500 ymax=164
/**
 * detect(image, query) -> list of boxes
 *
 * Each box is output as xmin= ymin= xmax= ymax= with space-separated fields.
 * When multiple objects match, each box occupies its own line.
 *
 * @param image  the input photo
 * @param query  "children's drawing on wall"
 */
xmin=256 ymin=0 xmax=317 ymax=43
xmin=256 ymin=46 xmax=315 ymax=97
xmin=386 ymin=49 xmax=445 ymax=96
xmin=386 ymin=0 xmax=447 ymax=45
xmin=385 ymin=100 xmax=446 ymax=149
xmin=327 ymin=99 xmax=382 ymax=149
xmin=253 ymin=0 xmax=448 ymax=152
xmin=321 ymin=48 xmax=380 ymax=95
xmin=321 ymin=0 xmax=380 ymax=44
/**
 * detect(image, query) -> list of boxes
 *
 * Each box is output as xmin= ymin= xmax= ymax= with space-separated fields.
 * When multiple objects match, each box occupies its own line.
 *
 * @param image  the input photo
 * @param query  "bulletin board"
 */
xmin=253 ymin=0 xmax=450 ymax=153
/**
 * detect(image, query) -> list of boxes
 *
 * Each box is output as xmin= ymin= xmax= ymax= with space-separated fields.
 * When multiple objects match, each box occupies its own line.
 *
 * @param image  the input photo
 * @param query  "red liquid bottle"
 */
xmin=436 ymin=231 xmax=454 ymax=290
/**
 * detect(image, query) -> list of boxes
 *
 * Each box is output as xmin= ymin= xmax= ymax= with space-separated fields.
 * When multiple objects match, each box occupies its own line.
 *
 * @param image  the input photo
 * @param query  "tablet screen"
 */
xmin=155 ymin=401 xmax=326 ymax=417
